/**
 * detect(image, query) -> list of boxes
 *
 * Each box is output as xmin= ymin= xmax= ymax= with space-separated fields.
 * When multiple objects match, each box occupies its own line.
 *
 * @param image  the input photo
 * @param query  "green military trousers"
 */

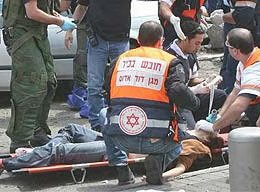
xmin=6 ymin=27 xmax=57 ymax=143
xmin=73 ymin=20 xmax=88 ymax=88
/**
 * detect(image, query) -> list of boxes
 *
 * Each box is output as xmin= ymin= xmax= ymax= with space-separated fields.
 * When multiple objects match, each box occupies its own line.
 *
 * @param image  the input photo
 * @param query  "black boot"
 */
xmin=30 ymin=128 xmax=51 ymax=147
xmin=144 ymin=155 xmax=163 ymax=185
xmin=116 ymin=165 xmax=135 ymax=185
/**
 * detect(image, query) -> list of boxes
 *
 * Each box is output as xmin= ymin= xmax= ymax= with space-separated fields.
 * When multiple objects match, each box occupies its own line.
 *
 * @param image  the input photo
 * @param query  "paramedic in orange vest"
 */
xmin=103 ymin=21 xmax=200 ymax=185
xmin=159 ymin=0 xmax=207 ymax=47
xmin=195 ymin=28 xmax=260 ymax=132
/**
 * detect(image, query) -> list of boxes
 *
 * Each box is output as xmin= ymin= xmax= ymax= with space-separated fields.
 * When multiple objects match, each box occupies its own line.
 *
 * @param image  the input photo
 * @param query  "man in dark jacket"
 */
xmin=166 ymin=20 xmax=227 ymax=129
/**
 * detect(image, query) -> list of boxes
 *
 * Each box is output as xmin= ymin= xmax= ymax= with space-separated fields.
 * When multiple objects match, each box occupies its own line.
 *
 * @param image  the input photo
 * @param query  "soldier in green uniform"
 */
xmin=2 ymin=0 xmax=77 ymax=153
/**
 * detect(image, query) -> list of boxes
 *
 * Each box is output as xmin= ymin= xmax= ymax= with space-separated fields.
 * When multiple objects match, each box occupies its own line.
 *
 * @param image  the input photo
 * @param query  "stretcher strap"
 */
xmin=208 ymin=84 xmax=215 ymax=116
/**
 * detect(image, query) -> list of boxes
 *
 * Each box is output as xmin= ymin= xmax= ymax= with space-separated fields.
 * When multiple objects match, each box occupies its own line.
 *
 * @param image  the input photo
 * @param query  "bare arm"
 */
xmin=162 ymin=162 xmax=186 ymax=181
xmin=73 ymin=4 xmax=88 ymax=24
xmin=213 ymin=96 xmax=251 ymax=131
xmin=200 ymin=6 xmax=208 ymax=17
xmin=59 ymin=0 xmax=72 ymax=12
xmin=188 ymin=77 xmax=205 ymax=86
xmin=159 ymin=1 xmax=176 ymax=21
xmin=219 ymin=88 xmax=240 ymax=116
xmin=64 ymin=4 xmax=87 ymax=48
xmin=223 ymin=12 xmax=236 ymax=24
xmin=24 ymin=0 xmax=63 ymax=26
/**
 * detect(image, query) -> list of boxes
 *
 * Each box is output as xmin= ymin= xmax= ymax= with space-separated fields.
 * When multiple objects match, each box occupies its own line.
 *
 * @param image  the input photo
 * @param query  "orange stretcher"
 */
xmin=0 ymin=134 xmax=229 ymax=184
xmin=9 ymin=157 xmax=145 ymax=184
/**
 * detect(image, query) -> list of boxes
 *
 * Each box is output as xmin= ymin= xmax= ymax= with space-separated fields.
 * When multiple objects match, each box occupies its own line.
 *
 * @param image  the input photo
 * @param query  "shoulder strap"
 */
xmin=188 ymin=53 xmax=200 ymax=71
xmin=2 ymin=0 xmax=23 ymax=27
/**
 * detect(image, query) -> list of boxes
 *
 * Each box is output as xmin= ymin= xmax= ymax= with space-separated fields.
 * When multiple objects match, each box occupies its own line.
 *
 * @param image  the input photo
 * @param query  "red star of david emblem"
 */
xmin=126 ymin=113 xmax=139 ymax=128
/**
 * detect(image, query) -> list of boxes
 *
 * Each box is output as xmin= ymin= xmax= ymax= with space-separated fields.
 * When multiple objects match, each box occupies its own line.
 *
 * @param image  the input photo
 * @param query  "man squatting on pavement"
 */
xmin=102 ymin=21 xmax=201 ymax=185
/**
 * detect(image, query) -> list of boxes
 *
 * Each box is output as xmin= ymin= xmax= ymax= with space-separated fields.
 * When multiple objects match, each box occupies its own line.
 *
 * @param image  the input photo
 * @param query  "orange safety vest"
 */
xmin=109 ymin=46 xmax=180 ymax=141
xmin=243 ymin=48 xmax=260 ymax=105
xmin=171 ymin=0 xmax=205 ymax=21
xmin=110 ymin=47 xmax=172 ymax=102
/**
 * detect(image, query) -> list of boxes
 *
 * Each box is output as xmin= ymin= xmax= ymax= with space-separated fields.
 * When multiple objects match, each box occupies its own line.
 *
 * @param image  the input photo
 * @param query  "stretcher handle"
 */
xmin=71 ymin=168 xmax=87 ymax=184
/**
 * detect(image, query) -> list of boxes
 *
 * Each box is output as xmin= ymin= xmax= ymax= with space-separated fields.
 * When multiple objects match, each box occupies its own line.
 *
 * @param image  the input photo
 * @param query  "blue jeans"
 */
xmin=100 ymin=107 xmax=182 ymax=170
xmin=103 ymin=134 xmax=182 ymax=171
xmin=87 ymin=34 xmax=129 ymax=128
xmin=4 ymin=124 xmax=106 ymax=171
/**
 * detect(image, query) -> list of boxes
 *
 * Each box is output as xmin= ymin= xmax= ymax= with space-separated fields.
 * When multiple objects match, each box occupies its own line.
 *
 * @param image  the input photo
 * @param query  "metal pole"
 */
xmin=229 ymin=127 xmax=260 ymax=192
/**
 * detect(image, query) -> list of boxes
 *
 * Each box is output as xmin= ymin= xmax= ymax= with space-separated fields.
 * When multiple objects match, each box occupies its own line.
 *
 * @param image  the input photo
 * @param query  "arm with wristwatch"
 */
xmin=64 ymin=4 xmax=88 ymax=49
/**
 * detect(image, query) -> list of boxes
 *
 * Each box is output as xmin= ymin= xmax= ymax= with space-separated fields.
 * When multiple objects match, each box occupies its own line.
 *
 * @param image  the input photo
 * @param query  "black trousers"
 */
xmin=193 ymin=89 xmax=227 ymax=122
xmin=246 ymin=103 xmax=260 ymax=126
xmin=181 ymin=89 xmax=227 ymax=129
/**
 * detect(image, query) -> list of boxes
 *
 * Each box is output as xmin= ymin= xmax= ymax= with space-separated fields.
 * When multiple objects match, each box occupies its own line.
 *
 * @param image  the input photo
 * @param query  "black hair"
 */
xmin=138 ymin=21 xmax=164 ymax=46
xmin=180 ymin=20 xmax=205 ymax=40
xmin=227 ymin=28 xmax=254 ymax=54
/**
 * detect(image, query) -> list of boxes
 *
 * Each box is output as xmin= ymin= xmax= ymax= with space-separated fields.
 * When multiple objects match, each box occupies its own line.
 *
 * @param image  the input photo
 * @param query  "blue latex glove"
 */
xmin=60 ymin=16 xmax=77 ymax=31
xmin=206 ymin=109 xmax=220 ymax=123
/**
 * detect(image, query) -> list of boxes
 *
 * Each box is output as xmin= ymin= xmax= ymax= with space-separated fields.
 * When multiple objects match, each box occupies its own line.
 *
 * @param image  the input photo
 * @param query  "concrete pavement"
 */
xmin=81 ymin=165 xmax=230 ymax=192
xmin=0 ymin=164 xmax=229 ymax=192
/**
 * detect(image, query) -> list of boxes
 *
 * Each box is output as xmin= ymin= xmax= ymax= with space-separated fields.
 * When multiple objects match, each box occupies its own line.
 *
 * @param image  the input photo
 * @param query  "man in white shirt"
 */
xmin=196 ymin=28 xmax=260 ymax=132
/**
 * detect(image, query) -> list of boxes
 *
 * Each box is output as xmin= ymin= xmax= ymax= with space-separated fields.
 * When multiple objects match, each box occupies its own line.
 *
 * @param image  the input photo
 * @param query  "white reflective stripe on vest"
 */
xmin=110 ymin=116 xmax=170 ymax=128
xmin=235 ymin=1 xmax=256 ymax=8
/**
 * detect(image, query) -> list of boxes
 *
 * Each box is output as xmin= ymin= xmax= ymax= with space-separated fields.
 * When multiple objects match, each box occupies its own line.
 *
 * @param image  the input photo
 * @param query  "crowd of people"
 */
xmin=1 ymin=0 xmax=259 ymax=187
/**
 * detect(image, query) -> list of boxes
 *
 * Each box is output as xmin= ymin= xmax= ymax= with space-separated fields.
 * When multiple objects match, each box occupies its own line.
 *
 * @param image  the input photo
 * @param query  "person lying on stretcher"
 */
xmin=0 ymin=124 xmax=106 ymax=172
xmin=143 ymin=129 xmax=220 ymax=182
xmin=0 ymin=123 xmax=221 ymax=183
